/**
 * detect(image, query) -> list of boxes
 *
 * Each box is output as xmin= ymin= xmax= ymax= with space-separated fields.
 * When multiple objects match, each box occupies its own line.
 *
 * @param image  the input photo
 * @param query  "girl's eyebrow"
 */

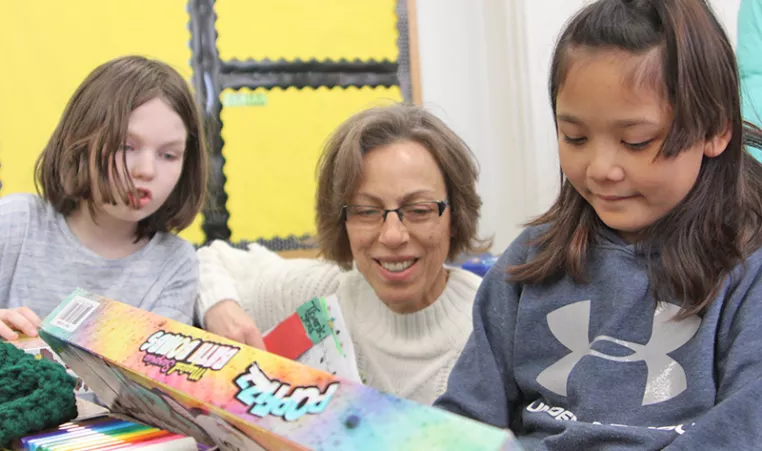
xmin=557 ymin=114 xmax=583 ymax=125
xmin=557 ymin=114 xmax=659 ymax=128
xmin=125 ymin=131 xmax=185 ymax=149
xmin=158 ymin=139 xmax=186 ymax=150
xmin=611 ymin=118 xmax=659 ymax=128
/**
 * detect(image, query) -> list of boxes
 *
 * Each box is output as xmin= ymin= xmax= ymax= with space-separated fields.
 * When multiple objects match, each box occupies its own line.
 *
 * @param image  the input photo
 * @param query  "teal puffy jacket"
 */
xmin=738 ymin=0 xmax=762 ymax=160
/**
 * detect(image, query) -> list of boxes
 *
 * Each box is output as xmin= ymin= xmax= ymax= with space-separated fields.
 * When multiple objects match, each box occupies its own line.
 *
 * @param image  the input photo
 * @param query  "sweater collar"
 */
xmin=342 ymin=267 xmax=481 ymax=347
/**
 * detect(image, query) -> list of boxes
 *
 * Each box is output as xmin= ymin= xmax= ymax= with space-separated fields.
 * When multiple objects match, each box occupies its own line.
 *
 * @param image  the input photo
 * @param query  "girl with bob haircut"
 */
xmin=436 ymin=0 xmax=762 ymax=448
xmin=197 ymin=103 xmax=490 ymax=405
xmin=0 ymin=55 xmax=208 ymax=339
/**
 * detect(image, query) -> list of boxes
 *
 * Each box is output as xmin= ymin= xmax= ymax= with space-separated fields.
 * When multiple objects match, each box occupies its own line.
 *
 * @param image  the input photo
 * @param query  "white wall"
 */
xmin=416 ymin=0 xmax=537 ymax=252
xmin=712 ymin=0 xmax=742 ymax=47
xmin=415 ymin=0 xmax=742 ymax=253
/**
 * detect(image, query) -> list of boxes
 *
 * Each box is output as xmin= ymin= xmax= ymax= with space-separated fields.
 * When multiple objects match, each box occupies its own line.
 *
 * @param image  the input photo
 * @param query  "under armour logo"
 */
xmin=536 ymin=301 xmax=700 ymax=406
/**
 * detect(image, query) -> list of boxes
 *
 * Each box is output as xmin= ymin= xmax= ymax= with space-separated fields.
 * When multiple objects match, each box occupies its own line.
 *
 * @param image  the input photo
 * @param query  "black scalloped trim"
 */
xmin=221 ymin=59 xmax=397 ymax=74
xmin=187 ymin=0 xmax=411 ymax=243
xmin=395 ymin=0 xmax=413 ymax=103
xmin=196 ymin=235 xmax=317 ymax=252
xmin=189 ymin=0 xmax=231 ymax=242
xmin=220 ymin=72 xmax=399 ymax=91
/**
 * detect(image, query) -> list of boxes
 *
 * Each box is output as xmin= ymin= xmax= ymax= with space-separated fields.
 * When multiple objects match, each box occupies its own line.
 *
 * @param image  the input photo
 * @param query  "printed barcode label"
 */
xmin=50 ymin=296 xmax=100 ymax=332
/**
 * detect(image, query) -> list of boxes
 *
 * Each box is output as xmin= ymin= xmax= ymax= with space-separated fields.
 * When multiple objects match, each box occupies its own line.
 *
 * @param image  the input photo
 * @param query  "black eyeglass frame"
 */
xmin=341 ymin=199 xmax=449 ymax=223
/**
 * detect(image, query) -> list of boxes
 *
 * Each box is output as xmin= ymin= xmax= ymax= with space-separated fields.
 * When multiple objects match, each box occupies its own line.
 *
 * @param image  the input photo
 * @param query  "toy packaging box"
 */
xmin=261 ymin=295 xmax=361 ymax=383
xmin=39 ymin=289 xmax=523 ymax=451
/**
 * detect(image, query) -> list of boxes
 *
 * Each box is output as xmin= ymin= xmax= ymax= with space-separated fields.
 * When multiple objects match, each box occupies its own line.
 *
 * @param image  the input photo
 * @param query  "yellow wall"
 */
xmin=0 ymin=1 xmax=202 ymax=241
xmin=0 ymin=1 xmax=401 ymax=244
xmin=216 ymin=0 xmax=398 ymax=61
xmin=221 ymin=86 xmax=402 ymax=241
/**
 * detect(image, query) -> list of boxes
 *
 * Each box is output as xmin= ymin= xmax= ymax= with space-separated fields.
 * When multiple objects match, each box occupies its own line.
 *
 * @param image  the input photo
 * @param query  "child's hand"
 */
xmin=0 ymin=307 xmax=41 ymax=341
xmin=204 ymin=300 xmax=265 ymax=350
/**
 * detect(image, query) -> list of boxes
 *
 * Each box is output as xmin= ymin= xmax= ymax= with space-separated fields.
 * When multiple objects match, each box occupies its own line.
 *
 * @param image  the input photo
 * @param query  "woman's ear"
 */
xmin=704 ymin=122 xmax=732 ymax=158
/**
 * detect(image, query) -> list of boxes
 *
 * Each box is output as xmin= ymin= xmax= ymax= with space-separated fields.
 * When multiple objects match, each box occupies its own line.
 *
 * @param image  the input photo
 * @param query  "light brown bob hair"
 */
xmin=316 ymin=103 xmax=491 ymax=270
xmin=35 ymin=55 xmax=208 ymax=240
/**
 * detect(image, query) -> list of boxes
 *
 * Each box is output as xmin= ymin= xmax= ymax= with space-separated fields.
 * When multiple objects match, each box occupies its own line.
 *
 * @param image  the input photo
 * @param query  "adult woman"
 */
xmin=196 ymin=104 xmax=490 ymax=405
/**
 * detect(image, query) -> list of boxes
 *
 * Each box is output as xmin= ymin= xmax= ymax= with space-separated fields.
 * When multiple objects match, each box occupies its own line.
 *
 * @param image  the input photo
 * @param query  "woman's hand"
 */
xmin=203 ymin=300 xmax=266 ymax=349
xmin=0 ymin=307 xmax=41 ymax=341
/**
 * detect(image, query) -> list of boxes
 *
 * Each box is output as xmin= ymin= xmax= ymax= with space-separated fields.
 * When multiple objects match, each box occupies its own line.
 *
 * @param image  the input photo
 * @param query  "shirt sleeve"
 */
xmin=663 ymin=258 xmax=762 ymax=450
xmin=195 ymin=240 xmax=343 ymax=331
xmin=433 ymin=231 xmax=529 ymax=428
xmin=0 ymin=195 xmax=33 ymax=310
xmin=150 ymin=244 xmax=199 ymax=325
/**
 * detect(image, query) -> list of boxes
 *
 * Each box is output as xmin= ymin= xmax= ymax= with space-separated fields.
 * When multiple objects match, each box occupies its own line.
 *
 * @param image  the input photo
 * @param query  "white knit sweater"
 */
xmin=195 ymin=240 xmax=481 ymax=405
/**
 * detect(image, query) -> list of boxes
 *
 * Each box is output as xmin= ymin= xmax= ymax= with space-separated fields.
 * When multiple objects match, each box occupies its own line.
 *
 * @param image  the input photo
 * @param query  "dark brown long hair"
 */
xmin=35 ymin=55 xmax=208 ymax=240
xmin=510 ymin=0 xmax=762 ymax=316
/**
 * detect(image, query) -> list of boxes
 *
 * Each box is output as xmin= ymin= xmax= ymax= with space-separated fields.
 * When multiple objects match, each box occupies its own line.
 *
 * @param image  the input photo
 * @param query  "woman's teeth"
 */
xmin=380 ymin=260 xmax=415 ymax=272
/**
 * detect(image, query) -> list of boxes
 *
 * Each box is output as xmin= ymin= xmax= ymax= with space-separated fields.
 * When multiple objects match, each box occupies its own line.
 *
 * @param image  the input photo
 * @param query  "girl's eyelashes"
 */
xmin=563 ymin=135 xmax=587 ymax=145
xmin=622 ymin=139 xmax=654 ymax=151
xmin=561 ymin=134 xmax=655 ymax=151
xmin=119 ymin=144 xmax=135 ymax=152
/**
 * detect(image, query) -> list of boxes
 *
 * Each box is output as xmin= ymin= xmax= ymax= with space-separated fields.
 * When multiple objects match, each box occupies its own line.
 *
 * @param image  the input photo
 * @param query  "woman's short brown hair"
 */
xmin=316 ymin=103 xmax=490 ymax=270
xmin=34 ymin=55 xmax=208 ymax=240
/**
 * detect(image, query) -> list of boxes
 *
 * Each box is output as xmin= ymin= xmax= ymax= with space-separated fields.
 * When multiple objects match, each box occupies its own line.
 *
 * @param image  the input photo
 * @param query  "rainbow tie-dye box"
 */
xmin=39 ymin=289 xmax=522 ymax=451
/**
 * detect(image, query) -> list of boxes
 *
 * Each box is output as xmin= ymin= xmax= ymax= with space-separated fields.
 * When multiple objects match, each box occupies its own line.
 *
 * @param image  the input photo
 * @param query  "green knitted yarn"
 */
xmin=0 ymin=341 xmax=78 ymax=447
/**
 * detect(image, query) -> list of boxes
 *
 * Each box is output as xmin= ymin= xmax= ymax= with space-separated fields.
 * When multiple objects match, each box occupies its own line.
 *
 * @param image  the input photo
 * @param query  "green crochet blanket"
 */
xmin=0 ymin=341 xmax=78 ymax=447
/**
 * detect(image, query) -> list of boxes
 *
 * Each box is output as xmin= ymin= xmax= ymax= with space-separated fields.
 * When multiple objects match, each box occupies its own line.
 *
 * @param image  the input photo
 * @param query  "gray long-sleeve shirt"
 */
xmin=0 ymin=193 xmax=198 ymax=324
